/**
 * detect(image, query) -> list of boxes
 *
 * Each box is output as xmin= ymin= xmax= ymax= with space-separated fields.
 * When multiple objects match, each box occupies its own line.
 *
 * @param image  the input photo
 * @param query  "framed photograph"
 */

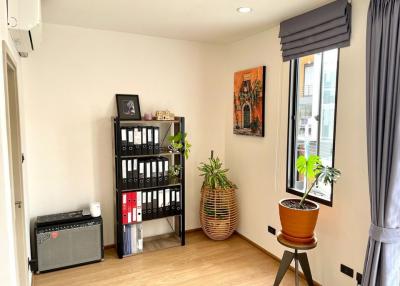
xmin=233 ymin=66 xmax=266 ymax=137
xmin=116 ymin=94 xmax=142 ymax=120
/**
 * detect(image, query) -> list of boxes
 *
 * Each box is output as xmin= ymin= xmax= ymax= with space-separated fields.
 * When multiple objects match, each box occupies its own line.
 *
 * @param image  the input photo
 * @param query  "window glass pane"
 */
xmin=288 ymin=49 xmax=338 ymax=204
xmin=292 ymin=54 xmax=321 ymax=191
xmin=312 ymin=49 xmax=338 ymax=200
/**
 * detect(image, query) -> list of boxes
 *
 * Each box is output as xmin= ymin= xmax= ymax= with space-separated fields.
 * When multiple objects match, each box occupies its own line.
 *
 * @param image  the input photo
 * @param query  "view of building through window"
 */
xmin=289 ymin=49 xmax=338 ymax=203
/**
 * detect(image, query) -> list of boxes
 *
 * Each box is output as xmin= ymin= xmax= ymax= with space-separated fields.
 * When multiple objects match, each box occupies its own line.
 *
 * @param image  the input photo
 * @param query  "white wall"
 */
xmin=21 ymin=24 xmax=226 ymax=245
xmin=223 ymin=0 xmax=370 ymax=285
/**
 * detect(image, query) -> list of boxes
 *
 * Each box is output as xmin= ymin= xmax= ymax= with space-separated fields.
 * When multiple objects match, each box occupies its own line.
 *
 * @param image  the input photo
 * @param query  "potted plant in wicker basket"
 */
xmin=198 ymin=151 xmax=238 ymax=240
xmin=279 ymin=155 xmax=341 ymax=243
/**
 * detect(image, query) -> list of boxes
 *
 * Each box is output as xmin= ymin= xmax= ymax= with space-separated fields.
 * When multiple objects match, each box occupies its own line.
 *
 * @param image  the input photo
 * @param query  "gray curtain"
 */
xmin=363 ymin=0 xmax=400 ymax=285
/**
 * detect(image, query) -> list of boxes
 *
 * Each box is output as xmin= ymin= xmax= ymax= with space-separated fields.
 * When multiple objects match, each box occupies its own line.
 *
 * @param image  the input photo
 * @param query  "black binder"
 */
xmin=163 ymin=157 xmax=169 ymax=185
xmin=134 ymin=127 xmax=142 ymax=155
xmin=145 ymin=161 xmax=151 ymax=188
xmin=157 ymin=158 xmax=164 ymax=186
xmin=164 ymin=188 xmax=171 ymax=216
xmin=141 ymin=127 xmax=148 ymax=155
xmin=121 ymin=128 xmax=128 ymax=155
xmin=152 ymin=190 xmax=158 ymax=218
xmin=146 ymin=191 xmax=152 ymax=218
xmin=171 ymin=188 xmax=176 ymax=214
xmin=138 ymin=161 xmax=145 ymax=188
xmin=147 ymin=127 xmax=154 ymax=154
xmin=121 ymin=159 xmax=128 ymax=190
xmin=142 ymin=191 xmax=147 ymax=220
xmin=158 ymin=189 xmax=164 ymax=218
xmin=127 ymin=159 xmax=134 ymax=189
xmin=153 ymin=127 xmax=160 ymax=154
xmin=151 ymin=159 xmax=158 ymax=187
xmin=127 ymin=128 xmax=134 ymax=155
xmin=132 ymin=159 xmax=139 ymax=189
xmin=176 ymin=187 xmax=181 ymax=213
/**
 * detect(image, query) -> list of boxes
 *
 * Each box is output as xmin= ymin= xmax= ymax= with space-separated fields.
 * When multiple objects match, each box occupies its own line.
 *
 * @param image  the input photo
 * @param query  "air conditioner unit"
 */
xmin=9 ymin=24 xmax=42 ymax=57
xmin=8 ymin=0 xmax=42 ymax=57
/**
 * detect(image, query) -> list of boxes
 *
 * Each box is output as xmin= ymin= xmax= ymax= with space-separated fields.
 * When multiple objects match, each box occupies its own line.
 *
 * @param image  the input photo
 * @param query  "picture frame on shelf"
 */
xmin=116 ymin=94 xmax=142 ymax=120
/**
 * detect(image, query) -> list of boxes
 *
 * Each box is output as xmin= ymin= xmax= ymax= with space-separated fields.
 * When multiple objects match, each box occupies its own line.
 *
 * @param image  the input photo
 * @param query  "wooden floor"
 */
xmin=33 ymin=231 xmax=306 ymax=286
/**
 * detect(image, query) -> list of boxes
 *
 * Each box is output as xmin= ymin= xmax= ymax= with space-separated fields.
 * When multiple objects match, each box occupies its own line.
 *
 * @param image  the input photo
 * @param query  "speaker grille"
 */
xmin=37 ymin=223 xmax=102 ymax=272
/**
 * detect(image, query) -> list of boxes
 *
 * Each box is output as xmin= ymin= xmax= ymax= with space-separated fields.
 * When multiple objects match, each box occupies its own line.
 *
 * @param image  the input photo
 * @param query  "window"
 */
xmin=287 ymin=49 xmax=339 ymax=206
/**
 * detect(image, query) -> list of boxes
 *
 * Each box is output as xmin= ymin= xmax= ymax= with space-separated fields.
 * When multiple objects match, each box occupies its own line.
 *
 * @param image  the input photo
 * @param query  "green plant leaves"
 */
xmin=198 ymin=155 xmax=236 ymax=190
xmin=296 ymin=154 xmax=342 ymax=207
xmin=168 ymin=132 xmax=192 ymax=160
xmin=296 ymin=155 xmax=307 ymax=175
xmin=296 ymin=155 xmax=321 ymax=180
xmin=316 ymin=165 xmax=341 ymax=185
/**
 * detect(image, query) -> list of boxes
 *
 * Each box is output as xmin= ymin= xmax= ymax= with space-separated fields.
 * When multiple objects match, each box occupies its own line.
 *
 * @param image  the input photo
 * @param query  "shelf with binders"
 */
xmin=121 ymin=213 xmax=183 ymax=226
xmin=118 ymin=151 xmax=181 ymax=159
xmin=118 ymin=118 xmax=181 ymax=124
xmin=118 ymin=181 xmax=181 ymax=192
xmin=113 ymin=116 xmax=186 ymax=259
xmin=116 ymin=185 xmax=184 ymax=257
xmin=119 ymin=186 xmax=183 ymax=224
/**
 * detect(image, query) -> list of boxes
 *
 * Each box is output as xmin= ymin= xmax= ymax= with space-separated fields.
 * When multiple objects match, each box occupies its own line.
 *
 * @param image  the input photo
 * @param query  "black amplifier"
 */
xmin=33 ymin=210 xmax=104 ymax=273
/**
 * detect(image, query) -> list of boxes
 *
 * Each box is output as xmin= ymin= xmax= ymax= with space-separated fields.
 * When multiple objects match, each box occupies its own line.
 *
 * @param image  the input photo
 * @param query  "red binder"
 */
xmin=122 ymin=193 xmax=128 ymax=224
xmin=127 ymin=192 xmax=133 ymax=224
xmin=131 ymin=192 xmax=137 ymax=223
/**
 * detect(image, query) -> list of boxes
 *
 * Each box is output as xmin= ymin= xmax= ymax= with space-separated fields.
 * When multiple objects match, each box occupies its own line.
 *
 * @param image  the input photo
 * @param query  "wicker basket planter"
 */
xmin=200 ymin=187 xmax=238 ymax=240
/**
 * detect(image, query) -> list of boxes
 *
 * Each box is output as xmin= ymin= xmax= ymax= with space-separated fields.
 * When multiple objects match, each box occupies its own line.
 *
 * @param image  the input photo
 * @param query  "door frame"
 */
xmin=2 ymin=40 xmax=29 ymax=286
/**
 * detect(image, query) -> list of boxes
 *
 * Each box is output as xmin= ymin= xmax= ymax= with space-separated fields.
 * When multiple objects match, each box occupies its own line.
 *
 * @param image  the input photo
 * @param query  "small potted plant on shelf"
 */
xmin=198 ymin=151 xmax=238 ymax=240
xmin=279 ymin=155 xmax=341 ymax=243
xmin=168 ymin=132 xmax=191 ymax=159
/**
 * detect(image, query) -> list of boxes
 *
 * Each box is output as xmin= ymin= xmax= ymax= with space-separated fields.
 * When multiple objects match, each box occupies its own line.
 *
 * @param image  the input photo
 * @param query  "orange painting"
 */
xmin=233 ymin=66 xmax=265 ymax=137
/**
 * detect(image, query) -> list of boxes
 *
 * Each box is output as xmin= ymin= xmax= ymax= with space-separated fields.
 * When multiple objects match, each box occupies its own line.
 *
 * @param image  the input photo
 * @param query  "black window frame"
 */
xmin=286 ymin=50 xmax=340 ymax=207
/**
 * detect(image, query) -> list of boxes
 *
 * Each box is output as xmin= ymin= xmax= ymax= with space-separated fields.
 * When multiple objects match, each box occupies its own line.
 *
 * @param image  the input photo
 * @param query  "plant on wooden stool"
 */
xmin=198 ymin=151 xmax=238 ymax=240
xmin=279 ymin=154 xmax=341 ymax=244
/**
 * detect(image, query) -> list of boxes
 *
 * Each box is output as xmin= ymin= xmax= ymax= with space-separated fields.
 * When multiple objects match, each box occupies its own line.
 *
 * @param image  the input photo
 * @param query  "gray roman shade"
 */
xmin=279 ymin=0 xmax=351 ymax=61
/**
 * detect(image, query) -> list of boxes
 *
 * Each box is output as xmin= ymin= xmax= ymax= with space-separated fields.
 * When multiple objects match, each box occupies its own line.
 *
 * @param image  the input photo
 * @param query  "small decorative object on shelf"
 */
xmin=116 ymin=94 xmax=142 ymax=120
xmin=143 ymin=113 xmax=153 ymax=121
xmin=199 ymin=151 xmax=238 ymax=241
xmin=155 ymin=110 xmax=175 ymax=120
xmin=168 ymin=165 xmax=181 ymax=184
xmin=279 ymin=155 xmax=341 ymax=244
xmin=168 ymin=132 xmax=191 ymax=159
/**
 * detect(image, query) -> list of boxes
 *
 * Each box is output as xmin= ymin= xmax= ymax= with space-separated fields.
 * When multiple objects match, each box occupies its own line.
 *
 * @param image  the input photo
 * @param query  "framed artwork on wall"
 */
xmin=116 ymin=94 xmax=142 ymax=120
xmin=233 ymin=66 xmax=266 ymax=137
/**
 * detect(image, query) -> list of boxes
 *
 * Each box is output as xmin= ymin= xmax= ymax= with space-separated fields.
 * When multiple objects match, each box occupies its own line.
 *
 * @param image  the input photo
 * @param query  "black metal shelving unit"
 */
xmin=113 ymin=117 xmax=186 ymax=258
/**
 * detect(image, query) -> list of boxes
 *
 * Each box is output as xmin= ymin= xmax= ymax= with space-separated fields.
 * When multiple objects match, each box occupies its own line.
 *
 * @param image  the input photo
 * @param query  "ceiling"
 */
xmin=42 ymin=0 xmax=332 ymax=44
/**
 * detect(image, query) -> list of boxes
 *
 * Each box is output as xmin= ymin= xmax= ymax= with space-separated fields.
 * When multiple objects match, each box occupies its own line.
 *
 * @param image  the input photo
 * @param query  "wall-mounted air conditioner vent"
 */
xmin=7 ymin=0 xmax=42 ymax=57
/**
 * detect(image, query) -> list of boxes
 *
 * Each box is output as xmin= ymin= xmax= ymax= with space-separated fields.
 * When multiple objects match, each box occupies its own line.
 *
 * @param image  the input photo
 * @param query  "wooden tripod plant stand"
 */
xmin=274 ymin=233 xmax=317 ymax=286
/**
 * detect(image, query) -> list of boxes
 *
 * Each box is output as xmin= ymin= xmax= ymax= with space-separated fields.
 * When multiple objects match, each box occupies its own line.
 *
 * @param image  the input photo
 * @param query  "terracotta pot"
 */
xmin=200 ymin=187 xmax=238 ymax=240
xmin=278 ymin=198 xmax=319 ymax=243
